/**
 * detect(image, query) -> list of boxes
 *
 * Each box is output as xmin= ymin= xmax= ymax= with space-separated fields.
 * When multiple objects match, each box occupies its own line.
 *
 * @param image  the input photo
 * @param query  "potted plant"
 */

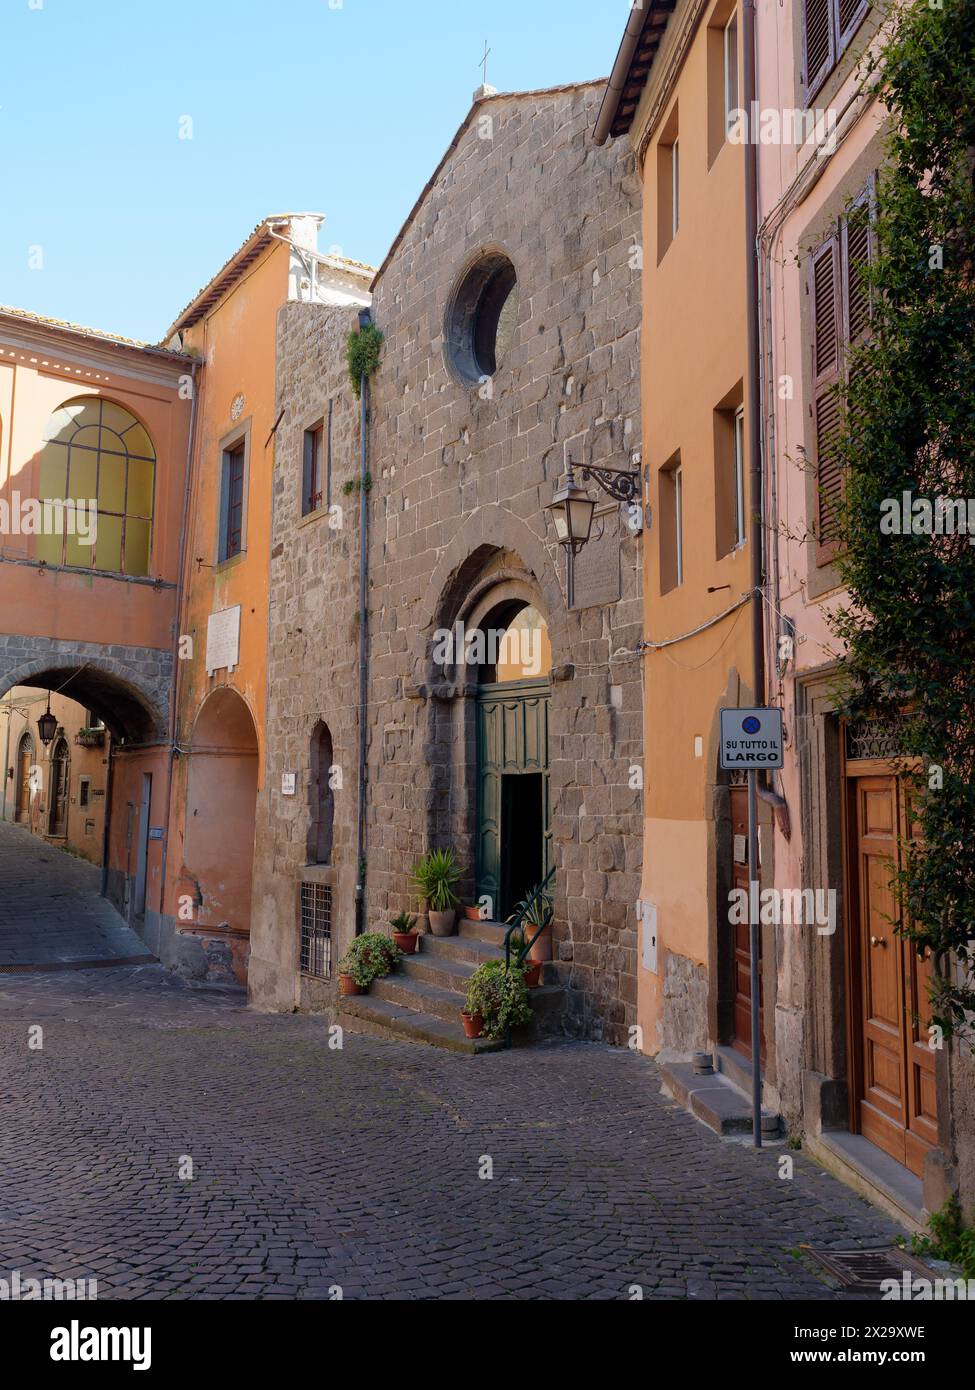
xmin=464 ymin=902 xmax=487 ymax=921
xmin=509 ymin=883 xmax=554 ymax=963
xmin=390 ymin=911 xmax=419 ymax=954
xmin=463 ymin=959 xmax=532 ymax=1041
xmin=507 ymin=929 xmax=542 ymax=989
xmin=410 ymin=848 xmax=461 ymax=936
xmin=338 ymin=931 xmax=400 ymax=995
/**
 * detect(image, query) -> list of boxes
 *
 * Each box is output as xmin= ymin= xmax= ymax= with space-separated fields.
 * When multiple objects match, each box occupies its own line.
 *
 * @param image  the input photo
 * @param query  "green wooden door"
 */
xmin=476 ymin=678 xmax=551 ymax=919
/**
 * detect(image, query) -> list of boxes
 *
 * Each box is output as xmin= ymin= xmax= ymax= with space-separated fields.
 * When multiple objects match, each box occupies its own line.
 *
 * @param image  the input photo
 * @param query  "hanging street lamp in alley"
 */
xmin=37 ymin=697 xmax=57 ymax=748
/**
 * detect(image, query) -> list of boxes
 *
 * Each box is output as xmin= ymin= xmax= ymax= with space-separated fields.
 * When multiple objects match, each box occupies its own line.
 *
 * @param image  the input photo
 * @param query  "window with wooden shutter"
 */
xmin=803 ymin=0 xmax=870 ymax=104
xmin=843 ymin=175 xmax=876 ymax=346
xmin=810 ymin=236 xmax=844 ymax=559
xmin=837 ymin=0 xmax=869 ymax=48
xmin=808 ymin=175 xmax=877 ymax=565
xmin=802 ymin=0 xmax=835 ymax=102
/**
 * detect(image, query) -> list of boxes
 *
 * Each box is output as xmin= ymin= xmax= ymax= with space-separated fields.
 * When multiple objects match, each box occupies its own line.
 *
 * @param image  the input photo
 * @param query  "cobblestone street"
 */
xmin=0 ymin=961 xmax=901 ymax=1300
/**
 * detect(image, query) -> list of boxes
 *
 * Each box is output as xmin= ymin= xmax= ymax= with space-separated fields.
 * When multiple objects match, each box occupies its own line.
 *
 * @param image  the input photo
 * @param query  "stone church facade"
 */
xmin=250 ymin=80 xmax=645 ymax=1045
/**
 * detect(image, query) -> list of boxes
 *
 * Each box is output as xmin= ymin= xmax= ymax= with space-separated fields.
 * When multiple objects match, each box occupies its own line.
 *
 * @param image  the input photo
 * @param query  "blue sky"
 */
xmin=0 ymin=0 xmax=630 ymax=343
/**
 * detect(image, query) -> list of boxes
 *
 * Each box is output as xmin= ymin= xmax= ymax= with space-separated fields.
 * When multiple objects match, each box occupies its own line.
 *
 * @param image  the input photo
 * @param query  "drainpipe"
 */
xmin=100 ymin=735 xmax=114 ymax=898
xmin=354 ymin=308 xmax=372 ymax=937
xmin=159 ymin=357 xmax=200 ymax=922
xmin=743 ymin=0 xmax=788 ymax=833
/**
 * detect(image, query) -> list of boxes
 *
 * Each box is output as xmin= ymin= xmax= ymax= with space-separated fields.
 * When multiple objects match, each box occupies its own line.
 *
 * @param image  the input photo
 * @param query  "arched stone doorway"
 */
xmin=473 ymin=598 xmax=553 ymax=919
xmin=47 ymin=736 xmax=70 ymax=837
xmin=430 ymin=563 xmax=554 ymax=923
xmin=183 ymin=688 xmax=259 ymax=982
xmin=15 ymin=731 xmax=34 ymax=824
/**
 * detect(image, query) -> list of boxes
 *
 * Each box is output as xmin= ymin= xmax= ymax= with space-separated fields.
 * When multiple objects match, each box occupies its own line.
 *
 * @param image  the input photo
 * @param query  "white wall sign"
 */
xmin=206 ymin=605 xmax=241 ymax=676
xmin=719 ymin=707 xmax=784 ymax=770
xmin=281 ymin=772 xmax=296 ymax=796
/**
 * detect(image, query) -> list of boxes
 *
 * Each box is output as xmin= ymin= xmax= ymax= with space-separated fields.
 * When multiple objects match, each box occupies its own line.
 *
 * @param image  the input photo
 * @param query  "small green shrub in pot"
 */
xmin=338 ymin=932 xmax=400 ymax=990
xmin=390 ymin=911 xmax=419 ymax=953
xmin=464 ymin=959 xmax=532 ymax=1041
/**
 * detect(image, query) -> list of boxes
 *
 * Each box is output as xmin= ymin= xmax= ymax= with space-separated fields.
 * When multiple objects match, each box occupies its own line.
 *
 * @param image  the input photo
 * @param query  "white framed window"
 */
xmin=733 ymin=406 xmax=746 ymax=547
xmin=671 ymin=138 xmax=680 ymax=240
xmin=674 ymin=464 xmax=684 ymax=586
xmin=724 ymin=11 xmax=739 ymax=139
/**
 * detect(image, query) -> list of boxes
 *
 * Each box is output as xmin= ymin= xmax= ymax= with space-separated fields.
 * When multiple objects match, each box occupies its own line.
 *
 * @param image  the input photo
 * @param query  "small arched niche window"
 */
xmin=37 ymin=397 xmax=156 ymax=576
xmin=308 ymin=721 xmax=335 ymax=865
xmin=478 ymin=602 xmax=552 ymax=684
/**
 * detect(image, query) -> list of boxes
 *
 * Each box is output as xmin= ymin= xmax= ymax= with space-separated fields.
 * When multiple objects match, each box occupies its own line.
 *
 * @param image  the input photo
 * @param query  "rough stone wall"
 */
xmin=248 ymin=301 xmax=364 ymax=1010
xmin=251 ymin=82 xmax=645 ymax=1044
xmin=364 ymin=82 xmax=644 ymax=1045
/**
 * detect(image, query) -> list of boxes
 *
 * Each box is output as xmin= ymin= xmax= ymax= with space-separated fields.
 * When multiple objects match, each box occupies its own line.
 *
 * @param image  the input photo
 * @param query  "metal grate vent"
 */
xmin=845 ymin=716 xmax=907 ymax=762
xmin=804 ymin=1246 xmax=934 ymax=1293
xmin=300 ymin=882 xmax=332 ymax=979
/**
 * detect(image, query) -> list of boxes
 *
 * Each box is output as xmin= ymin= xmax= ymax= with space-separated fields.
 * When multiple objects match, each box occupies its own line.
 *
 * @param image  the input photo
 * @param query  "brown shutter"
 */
xmin=809 ymin=236 xmax=844 ymax=560
xmin=838 ymin=0 xmax=869 ymax=49
xmin=843 ymin=174 xmax=876 ymax=345
xmin=803 ymin=0 xmax=835 ymax=101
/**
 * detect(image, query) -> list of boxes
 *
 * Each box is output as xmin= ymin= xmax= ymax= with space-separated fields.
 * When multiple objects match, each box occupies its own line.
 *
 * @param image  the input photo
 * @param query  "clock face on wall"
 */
xmin=230 ymin=392 xmax=245 ymax=422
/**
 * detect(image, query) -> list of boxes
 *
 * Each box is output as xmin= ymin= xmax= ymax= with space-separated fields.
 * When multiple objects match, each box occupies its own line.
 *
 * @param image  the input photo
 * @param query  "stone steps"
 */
xmin=338 ymin=923 xmax=563 ymax=1055
xmin=659 ymin=1054 xmax=782 ymax=1138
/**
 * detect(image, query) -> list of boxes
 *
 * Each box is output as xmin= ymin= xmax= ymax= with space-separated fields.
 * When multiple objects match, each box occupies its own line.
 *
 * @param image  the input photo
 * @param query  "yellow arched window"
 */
xmin=37 ymin=397 xmax=155 ymax=576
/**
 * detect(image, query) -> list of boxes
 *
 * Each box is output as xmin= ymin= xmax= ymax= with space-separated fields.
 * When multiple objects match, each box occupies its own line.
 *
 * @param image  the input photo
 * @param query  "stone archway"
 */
xmin=0 ymin=643 xmax=170 ymax=744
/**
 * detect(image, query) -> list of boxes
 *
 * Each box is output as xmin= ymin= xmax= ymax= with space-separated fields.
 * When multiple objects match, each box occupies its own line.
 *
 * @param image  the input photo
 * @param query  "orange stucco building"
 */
xmin=0 ymin=306 xmax=195 ymax=930
xmin=596 ymin=0 xmax=763 ymax=1066
xmin=151 ymin=216 xmax=372 ymax=984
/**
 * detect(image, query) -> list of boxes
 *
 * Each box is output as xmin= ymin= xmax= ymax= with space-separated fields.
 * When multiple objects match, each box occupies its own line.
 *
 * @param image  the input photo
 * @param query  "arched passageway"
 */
xmin=182 ymin=688 xmax=259 ymax=983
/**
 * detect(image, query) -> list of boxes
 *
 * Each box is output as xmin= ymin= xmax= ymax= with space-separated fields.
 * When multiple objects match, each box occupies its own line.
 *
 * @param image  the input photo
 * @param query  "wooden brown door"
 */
xmin=48 ymin=738 xmax=69 ymax=837
xmin=849 ymin=773 xmax=936 ymax=1177
xmin=15 ymin=734 xmax=34 ymax=822
xmin=901 ymin=786 xmax=939 ymax=1173
xmin=730 ymin=784 xmax=765 ymax=1060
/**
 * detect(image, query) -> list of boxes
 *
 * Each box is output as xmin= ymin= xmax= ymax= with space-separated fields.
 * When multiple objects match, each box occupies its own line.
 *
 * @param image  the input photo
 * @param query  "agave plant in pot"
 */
xmin=508 ymin=882 xmax=554 ymax=963
xmin=338 ymin=932 xmax=400 ymax=995
xmin=463 ymin=959 xmax=532 ymax=1041
xmin=390 ymin=911 xmax=419 ymax=954
xmin=410 ymin=848 xmax=461 ymax=936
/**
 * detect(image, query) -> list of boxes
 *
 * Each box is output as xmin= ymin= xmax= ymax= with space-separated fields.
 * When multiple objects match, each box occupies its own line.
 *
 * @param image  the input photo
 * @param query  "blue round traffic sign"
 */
xmin=742 ymin=716 xmax=761 ymax=735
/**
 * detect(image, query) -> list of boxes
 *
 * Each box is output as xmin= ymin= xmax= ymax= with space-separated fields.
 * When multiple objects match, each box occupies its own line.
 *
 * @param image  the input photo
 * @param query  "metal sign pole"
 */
xmin=747 ymin=765 xmax=762 ymax=1148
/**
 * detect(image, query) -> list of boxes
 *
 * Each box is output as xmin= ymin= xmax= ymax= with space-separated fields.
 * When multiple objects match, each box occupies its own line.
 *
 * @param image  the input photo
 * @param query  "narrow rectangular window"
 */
xmin=302 ymin=424 xmax=323 ymax=516
xmin=659 ymin=452 xmax=683 ymax=593
xmin=222 ymin=442 xmax=246 ymax=560
xmin=674 ymin=464 xmax=684 ymax=586
xmin=657 ymin=105 xmax=679 ymax=261
xmin=79 ymin=777 xmax=91 ymax=809
xmin=724 ymin=13 xmax=739 ymax=137
xmin=733 ymin=407 xmax=746 ymax=548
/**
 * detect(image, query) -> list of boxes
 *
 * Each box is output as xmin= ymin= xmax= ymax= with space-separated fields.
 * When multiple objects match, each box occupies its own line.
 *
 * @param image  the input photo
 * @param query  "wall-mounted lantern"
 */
xmin=545 ymin=460 xmax=641 ymax=606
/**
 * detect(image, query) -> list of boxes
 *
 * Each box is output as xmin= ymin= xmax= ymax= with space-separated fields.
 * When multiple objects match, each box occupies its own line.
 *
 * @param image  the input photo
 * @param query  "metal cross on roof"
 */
xmin=480 ymin=40 xmax=491 ymax=87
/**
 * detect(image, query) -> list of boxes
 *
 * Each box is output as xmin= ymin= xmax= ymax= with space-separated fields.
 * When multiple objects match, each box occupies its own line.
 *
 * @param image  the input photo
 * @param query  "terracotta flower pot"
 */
xmin=393 ymin=931 xmax=419 ymax=954
xmin=527 ymin=927 xmax=552 ymax=963
xmin=339 ymin=973 xmax=362 ymax=996
xmin=428 ymin=908 xmax=457 ymax=937
xmin=522 ymin=960 xmax=542 ymax=989
xmin=463 ymin=905 xmax=484 ymax=921
xmin=461 ymin=1010 xmax=484 ymax=1039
